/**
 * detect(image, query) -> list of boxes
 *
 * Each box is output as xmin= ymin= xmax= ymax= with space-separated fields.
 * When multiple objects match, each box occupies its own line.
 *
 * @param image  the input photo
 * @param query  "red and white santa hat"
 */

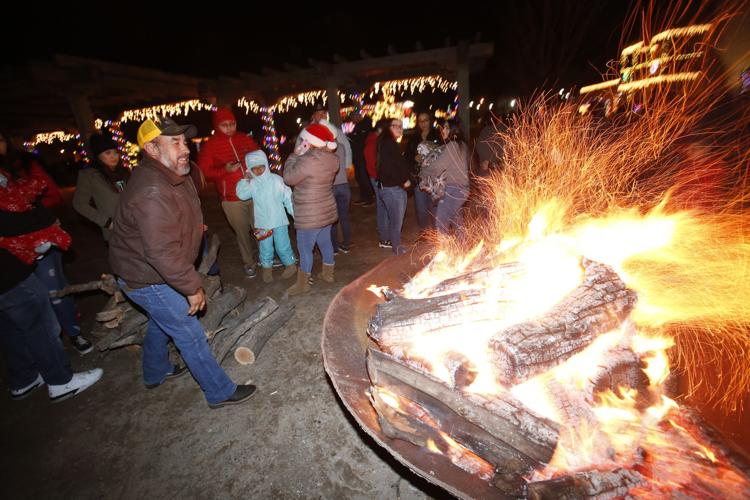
xmin=300 ymin=123 xmax=337 ymax=150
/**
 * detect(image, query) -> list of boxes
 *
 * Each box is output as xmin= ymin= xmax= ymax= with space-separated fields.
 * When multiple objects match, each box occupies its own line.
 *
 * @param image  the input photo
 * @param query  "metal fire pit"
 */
xmin=322 ymin=247 xmax=504 ymax=499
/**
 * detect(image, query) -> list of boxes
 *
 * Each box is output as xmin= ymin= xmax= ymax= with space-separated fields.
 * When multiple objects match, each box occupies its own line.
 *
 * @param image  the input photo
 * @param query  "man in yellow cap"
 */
xmin=108 ymin=116 xmax=256 ymax=408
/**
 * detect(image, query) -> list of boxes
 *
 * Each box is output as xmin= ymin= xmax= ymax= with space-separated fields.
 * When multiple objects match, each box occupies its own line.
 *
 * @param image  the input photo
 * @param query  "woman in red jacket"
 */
xmin=197 ymin=108 xmax=261 ymax=277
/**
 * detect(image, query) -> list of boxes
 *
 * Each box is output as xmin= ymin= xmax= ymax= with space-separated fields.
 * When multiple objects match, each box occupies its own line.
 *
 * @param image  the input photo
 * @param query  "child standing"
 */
xmin=235 ymin=150 xmax=297 ymax=283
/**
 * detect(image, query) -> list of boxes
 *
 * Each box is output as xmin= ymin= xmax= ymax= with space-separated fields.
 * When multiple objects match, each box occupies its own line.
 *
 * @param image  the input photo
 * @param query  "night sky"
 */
xmin=3 ymin=2 xmax=634 ymax=96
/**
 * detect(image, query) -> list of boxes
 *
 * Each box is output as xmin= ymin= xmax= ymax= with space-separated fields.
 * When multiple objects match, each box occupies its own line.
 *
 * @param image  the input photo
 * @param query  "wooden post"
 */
xmin=68 ymin=94 xmax=96 ymax=144
xmin=456 ymin=42 xmax=471 ymax=141
xmin=326 ymin=79 xmax=342 ymax=126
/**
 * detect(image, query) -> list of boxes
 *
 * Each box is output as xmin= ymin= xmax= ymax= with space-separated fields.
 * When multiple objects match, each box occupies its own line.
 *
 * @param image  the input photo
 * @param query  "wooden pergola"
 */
xmin=1 ymin=40 xmax=493 ymax=141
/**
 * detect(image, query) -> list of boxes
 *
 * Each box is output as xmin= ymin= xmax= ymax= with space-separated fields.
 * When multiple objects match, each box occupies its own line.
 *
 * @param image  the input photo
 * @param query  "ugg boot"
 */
xmin=262 ymin=267 xmax=273 ymax=283
xmin=318 ymin=263 xmax=335 ymax=283
xmin=281 ymin=263 xmax=297 ymax=279
xmin=286 ymin=269 xmax=311 ymax=296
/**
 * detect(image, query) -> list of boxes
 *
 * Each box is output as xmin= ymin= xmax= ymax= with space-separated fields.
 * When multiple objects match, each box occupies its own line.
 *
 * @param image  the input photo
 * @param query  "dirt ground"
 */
xmin=0 ymin=185 xmax=450 ymax=500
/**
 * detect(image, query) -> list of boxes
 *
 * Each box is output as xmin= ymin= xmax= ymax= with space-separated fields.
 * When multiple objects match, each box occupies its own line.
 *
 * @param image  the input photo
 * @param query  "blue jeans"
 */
xmin=297 ymin=226 xmax=334 ymax=273
xmin=0 ymin=274 xmax=72 ymax=390
xmin=118 ymin=280 xmax=236 ymax=405
xmin=379 ymin=186 xmax=407 ymax=254
xmin=258 ymin=225 xmax=296 ymax=268
xmin=414 ymin=188 xmax=436 ymax=231
xmin=331 ymin=183 xmax=351 ymax=250
xmin=34 ymin=249 xmax=81 ymax=337
xmin=371 ymin=178 xmax=389 ymax=242
xmin=435 ymin=184 xmax=470 ymax=235
xmin=199 ymin=233 xmax=220 ymax=276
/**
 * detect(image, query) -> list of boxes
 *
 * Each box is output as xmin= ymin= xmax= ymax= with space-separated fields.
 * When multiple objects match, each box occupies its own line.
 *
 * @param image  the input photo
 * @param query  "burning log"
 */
xmin=526 ymin=468 xmax=646 ymax=499
xmin=234 ymin=303 xmax=295 ymax=365
xmin=488 ymin=258 xmax=637 ymax=385
xmin=367 ymin=348 xmax=560 ymax=495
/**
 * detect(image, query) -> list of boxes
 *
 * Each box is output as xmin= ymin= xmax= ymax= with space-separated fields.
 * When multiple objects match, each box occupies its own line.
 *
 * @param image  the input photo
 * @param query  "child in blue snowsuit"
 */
xmin=236 ymin=150 xmax=297 ymax=283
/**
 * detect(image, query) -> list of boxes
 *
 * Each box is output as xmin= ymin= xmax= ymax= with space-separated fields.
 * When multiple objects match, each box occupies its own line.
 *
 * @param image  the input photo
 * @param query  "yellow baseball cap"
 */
xmin=137 ymin=116 xmax=197 ymax=148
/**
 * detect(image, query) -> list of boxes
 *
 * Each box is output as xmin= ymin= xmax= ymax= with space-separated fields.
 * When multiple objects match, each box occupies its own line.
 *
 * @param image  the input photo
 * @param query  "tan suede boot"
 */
xmin=281 ymin=263 xmax=297 ymax=279
xmin=318 ymin=263 xmax=335 ymax=283
xmin=262 ymin=267 xmax=273 ymax=283
xmin=286 ymin=269 xmax=311 ymax=296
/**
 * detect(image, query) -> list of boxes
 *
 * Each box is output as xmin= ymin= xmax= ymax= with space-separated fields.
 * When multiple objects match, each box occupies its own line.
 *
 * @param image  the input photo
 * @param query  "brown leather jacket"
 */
xmin=108 ymin=156 xmax=204 ymax=296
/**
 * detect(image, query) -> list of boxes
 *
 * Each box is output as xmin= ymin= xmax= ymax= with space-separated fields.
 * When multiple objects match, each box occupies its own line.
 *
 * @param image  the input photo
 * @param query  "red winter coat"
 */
xmin=197 ymin=110 xmax=260 ymax=202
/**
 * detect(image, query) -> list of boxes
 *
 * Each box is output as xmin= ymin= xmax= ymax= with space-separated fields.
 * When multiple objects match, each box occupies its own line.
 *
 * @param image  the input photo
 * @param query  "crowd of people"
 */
xmin=0 ymin=100 xmax=507 ymax=409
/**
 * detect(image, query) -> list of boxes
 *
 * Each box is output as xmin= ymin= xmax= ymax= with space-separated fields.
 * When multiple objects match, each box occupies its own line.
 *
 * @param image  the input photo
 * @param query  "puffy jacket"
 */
xmin=283 ymin=148 xmax=338 ymax=230
xmin=235 ymin=150 xmax=294 ymax=229
xmin=197 ymin=110 xmax=260 ymax=202
xmin=108 ymin=156 xmax=204 ymax=296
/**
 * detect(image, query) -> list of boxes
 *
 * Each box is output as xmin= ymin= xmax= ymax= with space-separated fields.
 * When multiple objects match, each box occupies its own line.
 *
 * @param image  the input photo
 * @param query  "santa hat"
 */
xmin=300 ymin=123 xmax=337 ymax=150
xmin=212 ymin=107 xmax=236 ymax=128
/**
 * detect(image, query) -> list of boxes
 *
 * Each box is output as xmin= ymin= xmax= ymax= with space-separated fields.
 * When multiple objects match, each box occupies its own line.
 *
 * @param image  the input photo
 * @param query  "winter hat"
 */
xmin=317 ymin=119 xmax=339 ymax=139
xmin=245 ymin=149 xmax=269 ymax=169
xmin=212 ymin=107 xmax=237 ymax=128
xmin=89 ymin=133 xmax=118 ymax=157
xmin=300 ymin=123 xmax=337 ymax=150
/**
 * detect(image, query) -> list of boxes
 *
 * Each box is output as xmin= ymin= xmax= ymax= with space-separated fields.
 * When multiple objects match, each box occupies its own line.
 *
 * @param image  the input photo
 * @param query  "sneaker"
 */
xmin=272 ymin=258 xmax=283 ymax=268
xmin=353 ymin=199 xmax=372 ymax=206
xmin=333 ymin=249 xmax=340 ymax=256
xmin=145 ymin=364 xmax=189 ymax=390
xmin=339 ymin=245 xmax=350 ymax=254
xmin=208 ymin=384 xmax=257 ymax=409
xmin=10 ymin=373 xmax=45 ymax=400
xmin=244 ymin=265 xmax=257 ymax=278
xmin=378 ymin=240 xmax=392 ymax=249
xmin=361 ymin=201 xmax=374 ymax=208
xmin=70 ymin=335 xmax=93 ymax=355
xmin=48 ymin=368 xmax=103 ymax=403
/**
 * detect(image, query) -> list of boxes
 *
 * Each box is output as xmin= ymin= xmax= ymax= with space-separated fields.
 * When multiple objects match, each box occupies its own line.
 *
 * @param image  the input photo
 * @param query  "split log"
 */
xmin=367 ymin=348 xmax=559 ymax=472
xmin=95 ymin=306 xmax=149 ymax=351
xmin=234 ymin=303 xmax=295 ymax=365
xmin=197 ymin=233 xmax=220 ymax=275
xmin=200 ymin=285 xmax=246 ymax=336
xmin=527 ymin=468 xmax=645 ymax=499
xmin=50 ymin=273 xmax=118 ymax=297
xmin=489 ymin=258 xmax=637 ymax=385
xmin=210 ymin=297 xmax=278 ymax=364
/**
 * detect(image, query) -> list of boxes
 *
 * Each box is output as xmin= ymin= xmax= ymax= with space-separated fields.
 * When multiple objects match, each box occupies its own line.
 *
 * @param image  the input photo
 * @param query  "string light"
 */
xmin=260 ymin=107 xmax=282 ymax=171
xmin=24 ymin=131 xmax=77 ymax=147
xmin=119 ymin=99 xmax=216 ymax=123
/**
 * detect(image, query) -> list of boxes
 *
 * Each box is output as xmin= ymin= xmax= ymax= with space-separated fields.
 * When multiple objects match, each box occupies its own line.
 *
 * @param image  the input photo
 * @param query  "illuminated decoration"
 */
xmin=580 ymin=79 xmax=620 ymax=95
xmin=74 ymin=134 xmax=90 ymax=164
xmin=260 ymin=107 xmax=282 ymax=171
xmin=24 ymin=131 xmax=77 ymax=147
xmin=119 ymin=99 xmax=216 ymax=124
xmin=581 ymin=23 xmax=711 ymax=97
xmin=616 ymin=71 xmax=701 ymax=92
xmin=101 ymin=120 xmax=136 ymax=169
xmin=237 ymin=97 xmax=261 ymax=115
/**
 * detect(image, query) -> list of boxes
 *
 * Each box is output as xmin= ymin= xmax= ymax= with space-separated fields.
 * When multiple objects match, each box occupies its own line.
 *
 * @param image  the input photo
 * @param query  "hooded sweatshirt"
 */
xmin=197 ymin=107 xmax=260 ymax=202
xmin=235 ymin=150 xmax=294 ymax=230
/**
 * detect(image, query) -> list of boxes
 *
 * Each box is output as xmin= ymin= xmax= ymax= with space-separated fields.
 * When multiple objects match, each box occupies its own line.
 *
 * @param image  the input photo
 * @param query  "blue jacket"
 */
xmin=236 ymin=150 xmax=294 ymax=229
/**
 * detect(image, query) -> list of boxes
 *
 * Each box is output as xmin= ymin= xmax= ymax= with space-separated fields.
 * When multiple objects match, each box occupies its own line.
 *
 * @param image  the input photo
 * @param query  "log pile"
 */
xmin=64 ymin=234 xmax=292 ymax=366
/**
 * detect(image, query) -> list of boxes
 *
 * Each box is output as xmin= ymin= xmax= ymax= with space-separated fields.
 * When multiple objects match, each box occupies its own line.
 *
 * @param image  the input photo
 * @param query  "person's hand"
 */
xmin=225 ymin=162 xmax=241 ymax=173
xmin=403 ymin=179 xmax=412 ymax=189
xmin=187 ymin=288 xmax=206 ymax=316
xmin=202 ymin=224 xmax=208 ymax=232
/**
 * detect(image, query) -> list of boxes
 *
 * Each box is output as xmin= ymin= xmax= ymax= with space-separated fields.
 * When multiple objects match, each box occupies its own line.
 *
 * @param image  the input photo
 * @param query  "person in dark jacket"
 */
xmin=376 ymin=119 xmax=412 ymax=254
xmin=0 ymin=174 xmax=103 ymax=403
xmin=109 ymin=116 xmax=256 ymax=409
xmin=73 ymin=133 xmax=130 ymax=241
xmin=349 ymin=111 xmax=375 ymax=206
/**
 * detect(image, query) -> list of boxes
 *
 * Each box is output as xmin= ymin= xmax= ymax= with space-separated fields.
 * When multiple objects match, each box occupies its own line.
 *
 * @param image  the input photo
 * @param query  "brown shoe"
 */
xmin=281 ymin=263 xmax=297 ymax=279
xmin=262 ymin=267 xmax=273 ymax=283
xmin=286 ymin=269 xmax=311 ymax=296
xmin=318 ymin=263 xmax=334 ymax=283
